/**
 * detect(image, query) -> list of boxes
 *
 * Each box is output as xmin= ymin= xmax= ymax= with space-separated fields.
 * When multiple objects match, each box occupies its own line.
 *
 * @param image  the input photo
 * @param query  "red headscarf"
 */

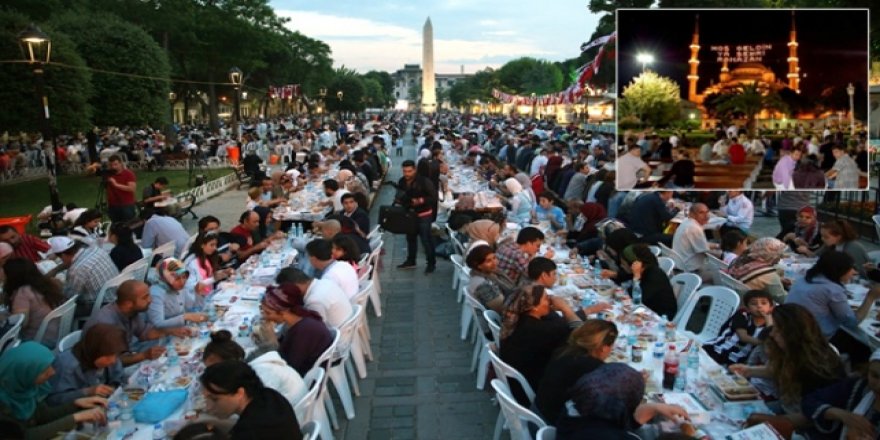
xmin=579 ymin=202 xmax=608 ymax=235
xmin=262 ymin=283 xmax=323 ymax=321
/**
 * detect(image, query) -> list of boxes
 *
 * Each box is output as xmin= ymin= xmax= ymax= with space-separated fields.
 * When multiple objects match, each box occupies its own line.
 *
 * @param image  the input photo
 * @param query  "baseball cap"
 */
xmin=47 ymin=236 xmax=76 ymax=256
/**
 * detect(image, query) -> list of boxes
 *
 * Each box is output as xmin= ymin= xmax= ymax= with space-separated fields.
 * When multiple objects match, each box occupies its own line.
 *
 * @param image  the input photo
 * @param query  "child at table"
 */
xmin=702 ymin=290 xmax=773 ymax=366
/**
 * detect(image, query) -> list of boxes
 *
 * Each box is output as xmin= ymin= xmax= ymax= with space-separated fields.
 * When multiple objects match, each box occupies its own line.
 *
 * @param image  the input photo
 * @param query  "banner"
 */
xmin=580 ymin=31 xmax=616 ymax=52
xmin=268 ymin=84 xmax=301 ymax=99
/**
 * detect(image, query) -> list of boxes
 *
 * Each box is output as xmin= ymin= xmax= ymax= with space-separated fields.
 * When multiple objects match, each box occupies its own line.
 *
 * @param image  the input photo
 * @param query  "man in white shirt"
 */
xmin=718 ymin=191 xmax=754 ymax=235
xmin=616 ymin=142 xmax=651 ymax=189
xmin=529 ymin=148 xmax=548 ymax=177
xmin=672 ymin=203 xmax=719 ymax=282
xmin=275 ymin=267 xmax=353 ymax=328
xmin=306 ymin=238 xmax=358 ymax=299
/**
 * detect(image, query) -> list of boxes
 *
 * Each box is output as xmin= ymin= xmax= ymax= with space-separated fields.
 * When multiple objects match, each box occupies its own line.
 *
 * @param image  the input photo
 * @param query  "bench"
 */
xmin=233 ymin=165 xmax=251 ymax=189
xmin=175 ymin=194 xmax=198 ymax=220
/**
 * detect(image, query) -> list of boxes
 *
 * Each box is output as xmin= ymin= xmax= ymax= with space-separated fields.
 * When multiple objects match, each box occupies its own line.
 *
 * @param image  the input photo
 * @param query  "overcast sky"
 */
xmin=269 ymin=0 xmax=601 ymax=74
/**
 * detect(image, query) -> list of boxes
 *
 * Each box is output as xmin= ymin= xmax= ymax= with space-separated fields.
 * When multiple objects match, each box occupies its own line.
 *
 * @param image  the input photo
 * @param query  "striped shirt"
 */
xmin=702 ymin=310 xmax=766 ymax=366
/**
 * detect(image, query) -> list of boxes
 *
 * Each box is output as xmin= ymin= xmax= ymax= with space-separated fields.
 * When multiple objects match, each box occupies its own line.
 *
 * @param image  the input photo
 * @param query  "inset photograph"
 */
xmin=616 ymin=8 xmax=869 ymax=191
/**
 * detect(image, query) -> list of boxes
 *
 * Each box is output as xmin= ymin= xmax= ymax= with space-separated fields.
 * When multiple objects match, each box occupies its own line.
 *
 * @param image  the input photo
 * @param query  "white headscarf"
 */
xmin=504 ymin=177 xmax=522 ymax=195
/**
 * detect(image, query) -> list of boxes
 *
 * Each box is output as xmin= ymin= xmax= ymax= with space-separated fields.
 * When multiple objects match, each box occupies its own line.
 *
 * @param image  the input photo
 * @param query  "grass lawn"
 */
xmin=0 ymin=169 xmax=233 ymax=226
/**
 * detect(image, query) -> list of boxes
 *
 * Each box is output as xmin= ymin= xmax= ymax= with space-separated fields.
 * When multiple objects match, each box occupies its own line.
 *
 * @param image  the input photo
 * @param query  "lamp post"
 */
xmin=636 ymin=53 xmax=654 ymax=73
xmin=847 ymin=82 xmax=855 ymax=137
xmin=336 ymin=90 xmax=344 ymax=122
xmin=19 ymin=24 xmax=61 ymax=212
xmin=228 ymin=67 xmax=243 ymax=141
xmin=530 ymin=93 xmax=537 ymax=119
xmin=318 ymin=88 xmax=327 ymax=124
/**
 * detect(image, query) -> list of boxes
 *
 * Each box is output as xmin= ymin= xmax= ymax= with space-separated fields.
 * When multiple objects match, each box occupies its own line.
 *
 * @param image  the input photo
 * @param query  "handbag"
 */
xmin=132 ymin=389 xmax=188 ymax=424
xmin=378 ymin=205 xmax=418 ymax=234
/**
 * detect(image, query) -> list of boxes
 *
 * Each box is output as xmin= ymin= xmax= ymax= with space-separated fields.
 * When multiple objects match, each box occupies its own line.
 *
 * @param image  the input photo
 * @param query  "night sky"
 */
xmin=616 ymin=9 xmax=869 ymax=99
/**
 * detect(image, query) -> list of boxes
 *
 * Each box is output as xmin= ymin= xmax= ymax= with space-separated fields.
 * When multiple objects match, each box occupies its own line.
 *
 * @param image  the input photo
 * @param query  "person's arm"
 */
xmin=109 ymin=173 xmax=136 ymax=194
xmin=633 ymin=402 xmax=690 ymax=425
xmin=46 ymin=357 xmax=89 ymax=406
xmin=729 ymin=363 xmax=771 ymax=378
xmin=146 ymin=290 xmax=185 ymax=329
xmin=853 ymin=287 xmax=880 ymax=324
xmin=25 ymin=402 xmax=80 ymax=440
xmin=803 ymin=377 xmax=866 ymax=436
xmin=141 ymin=222 xmax=157 ymax=250
xmin=730 ymin=313 xmax=763 ymax=346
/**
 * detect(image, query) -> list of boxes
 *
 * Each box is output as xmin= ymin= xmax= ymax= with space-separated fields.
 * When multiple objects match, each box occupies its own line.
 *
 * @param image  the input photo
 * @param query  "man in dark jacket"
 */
xmin=395 ymin=160 xmax=437 ymax=273
xmin=626 ymin=190 xmax=678 ymax=246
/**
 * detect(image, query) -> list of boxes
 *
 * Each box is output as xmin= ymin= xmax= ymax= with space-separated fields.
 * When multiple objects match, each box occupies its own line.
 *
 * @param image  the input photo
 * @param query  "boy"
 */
xmin=702 ymin=290 xmax=773 ymax=366
xmin=393 ymin=133 xmax=403 ymax=156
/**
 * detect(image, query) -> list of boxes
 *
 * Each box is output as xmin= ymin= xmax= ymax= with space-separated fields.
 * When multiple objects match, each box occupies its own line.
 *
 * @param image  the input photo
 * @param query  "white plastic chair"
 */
xmin=486 ymin=342 xmax=539 ymax=440
xmin=490 ymin=379 xmax=547 ymax=440
xmin=179 ymin=232 xmax=198 ymax=259
xmin=648 ymin=245 xmax=661 ymax=257
xmin=151 ymin=240 xmax=176 ymax=261
xmin=657 ymin=256 xmax=675 ymax=276
xmin=658 ymin=242 xmax=688 ymax=274
xmin=57 ymin=330 xmax=82 ymax=352
xmin=295 ymin=367 xmax=333 ymax=440
xmin=300 ymin=420 xmax=321 ymax=440
xmin=445 ymin=224 xmax=466 ymax=256
xmin=873 ymin=215 xmax=880 ymax=243
xmin=705 ymin=254 xmax=728 ymax=285
xmin=313 ymin=329 xmax=340 ymax=430
xmin=368 ymin=235 xmax=382 ymax=253
xmin=326 ymin=305 xmax=362 ymax=421
xmin=365 ymin=242 xmax=384 ymax=317
xmin=450 ymin=254 xmax=470 ymax=295
xmin=356 ymin=253 xmax=370 ymax=275
xmin=675 ymin=286 xmax=740 ymax=343
xmin=120 ymin=256 xmax=150 ymax=282
xmin=357 ymin=264 xmax=371 ymax=287
xmin=719 ymin=271 xmax=751 ymax=298
xmin=34 ymin=295 xmax=78 ymax=348
xmin=463 ymin=293 xmax=490 ymax=389
xmin=483 ymin=309 xmax=501 ymax=344
xmin=366 ymin=225 xmax=381 ymax=241
xmin=536 ymin=426 xmax=557 ymax=440
xmin=349 ymin=281 xmax=374 ymax=378
xmin=670 ymin=273 xmax=702 ymax=326
xmin=0 ymin=314 xmax=24 ymax=354
xmin=89 ymin=271 xmax=135 ymax=319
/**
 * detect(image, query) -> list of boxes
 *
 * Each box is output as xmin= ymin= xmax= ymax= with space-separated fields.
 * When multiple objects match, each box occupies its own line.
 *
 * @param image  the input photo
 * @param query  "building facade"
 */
xmin=392 ymin=64 xmax=471 ymax=110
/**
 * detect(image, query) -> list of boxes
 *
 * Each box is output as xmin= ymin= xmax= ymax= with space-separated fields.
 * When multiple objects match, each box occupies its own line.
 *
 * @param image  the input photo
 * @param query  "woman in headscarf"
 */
xmin=623 ymin=243 xmax=678 ymax=320
xmin=0 ymin=342 xmax=108 ymax=439
xmin=596 ymin=228 xmax=639 ymax=285
xmin=728 ymin=237 xmax=788 ymax=304
xmin=47 ymin=324 xmax=126 ymax=405
xmin=556 ymin=363 xmax=689 ymax=438
xmin=504 ymin=177 xmax=534 ymax=226
xmin=147 ymin=258 xmax=208 ymax=329
xmin=514 ymin=172 xmax=536 ymax=204
xmin=259 ymin=283 xmax=334 ymax=376
xmin=459 ymin=216 xmax=504 ymax=248
xmin=783 ymin=206 xmax=822 ymax=254
xmin=466 ymin=242 xmax=518 ymax=314
xmin=544 ymin=153 xmax=565 ymax=191
xmin=499 ymin=284 xmax=594 ymax=404
xmin=568 ymin=202 xmax=608 ymax=243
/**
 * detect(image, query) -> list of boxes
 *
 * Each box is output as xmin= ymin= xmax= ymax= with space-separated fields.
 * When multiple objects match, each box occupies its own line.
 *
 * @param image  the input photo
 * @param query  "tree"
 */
xmin=0 ymin=10 xmax=93 ymax=133
xmin=361 ymin=77 xmax=384 ymax=109
xmin=50 ymin=12 xmax=171 ymax=127
xmin=325 ymin=74 xmax=366 ymax=114
xmin=362 ymin=71 xmax=395 ymax=107
xmin=497 ymin=57 xmax=563 ymax=94
xmin=619 ymin=71 xmax=681 ymax=128
xmin=711 ymin=84 xmax=788 ymax=135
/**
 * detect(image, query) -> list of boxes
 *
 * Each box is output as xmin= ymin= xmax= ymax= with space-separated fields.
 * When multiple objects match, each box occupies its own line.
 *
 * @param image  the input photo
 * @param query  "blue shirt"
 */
xmin=47 ymin=349 xmax=124 ymax=405
xmin=535 ymin=205 xmax=566 ymax=231
xmin=785 ymin=275 xmax=857 ymax=338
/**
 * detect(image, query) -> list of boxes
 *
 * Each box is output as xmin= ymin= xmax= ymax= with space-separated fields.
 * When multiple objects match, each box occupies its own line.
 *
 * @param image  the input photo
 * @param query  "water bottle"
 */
xmin=673 ymin=367 xmax=687 ymax=391
xmin=784 ymin=263 xmax=794 ymax=281
xmin=687 ymin=340 xmax=700 ymax=373
xmin=153 ymin=423 xmax=166 ymax=440
xmin=107 ymin=402 xmax=120 ymax=423
xmin=199 ymin=322 xmax=210 ymax=340
xmin=627 ymin=324 xmax=638 ymax=347
xmin=206 ymin=302 xmax=217 ymax=322
xmin=652 ymin=342 xmax=665 ymax=364
xmin=119 ymin=395 xmax=134 ymax=435
xmin=166 ymin=341 xmax=179 ymax=367
xmin=580 ymin=293 xmax=594 ymax=312
xmin=296 ymin=223 xmax=303 ymax=238
xmin=632 ymin=282 xmax=643 ymax=306
xmin=593 ymin=257 xmax=602 ymax=281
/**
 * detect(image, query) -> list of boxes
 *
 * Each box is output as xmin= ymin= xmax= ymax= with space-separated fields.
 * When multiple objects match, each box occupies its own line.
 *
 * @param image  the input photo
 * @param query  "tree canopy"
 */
xmin=619 ymin=71 xmax=681 ymax=128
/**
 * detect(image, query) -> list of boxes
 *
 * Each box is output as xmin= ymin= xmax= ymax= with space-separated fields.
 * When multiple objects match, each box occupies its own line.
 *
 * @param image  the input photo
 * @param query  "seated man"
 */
xmin=48 ymin=237 xmax=119 ymax=316
xmin=275 ymin=267 xmax=352 ymax=328
xmin=83 ymin=280 xmax=189 ymax=366
xmin=718 ymin=190 xmax=754 ymax=235
xmin=495 ymin=227 xmax=552 ymax=286
xmin=141 ymin=207 xmax=190 ymax=257
xmin=317 ymin=218 xmax=370 ymax=255
xmin=0 ymin=224 xmax=50 ymax=263
xmin=339 ymin=193 xmax=370 ymax=235
xmin=321 ymin=179 xmax=349 ymax=214
xmin=672 ymin=203 xmax=720 ymax=282
xmin=306 ymin=239 xmax=358 ymax=299
xmin=626 ymin=190 xmax=677 ymax=246
xmin=230 ymin=210 xmax=281 ymax=262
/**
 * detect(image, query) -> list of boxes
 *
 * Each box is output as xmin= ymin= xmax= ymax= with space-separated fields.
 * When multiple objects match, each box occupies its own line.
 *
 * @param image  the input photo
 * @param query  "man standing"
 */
xmin=395 ymin=160 xmax=437 ymax=273
xmin=826 ymin=144 xmax=860 ymax=189
xmin=106 ymin=155 xmax=137 ymax=223
xmin=719 ymin=191 xmax=754 ymax=235
xmin=616 ymin=142 xmax=651 ymax=189
xmin=672 ymin=203 xmax=718 ymax=282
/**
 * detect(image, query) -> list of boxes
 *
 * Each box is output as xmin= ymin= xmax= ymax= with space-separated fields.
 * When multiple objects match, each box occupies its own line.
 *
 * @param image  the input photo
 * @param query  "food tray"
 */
xmin=708 ymin=371 xmax=761 ymax=401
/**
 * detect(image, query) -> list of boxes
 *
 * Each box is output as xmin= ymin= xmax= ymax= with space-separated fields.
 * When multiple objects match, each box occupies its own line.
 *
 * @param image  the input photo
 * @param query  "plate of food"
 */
xmin=125 ymin=387 xmax=146 ymax=401
xmin=709 ymin=372 xmax=761 ymax=401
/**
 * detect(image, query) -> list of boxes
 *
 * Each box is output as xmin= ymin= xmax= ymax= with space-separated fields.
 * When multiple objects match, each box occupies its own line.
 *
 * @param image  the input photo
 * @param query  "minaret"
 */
xmin=421 ymin=17 xmax=437 ymax=113
xmin=687 ymin=14 xmax=700 ymax=102
xmin=787 ymin=10 xmax=800 ymax=92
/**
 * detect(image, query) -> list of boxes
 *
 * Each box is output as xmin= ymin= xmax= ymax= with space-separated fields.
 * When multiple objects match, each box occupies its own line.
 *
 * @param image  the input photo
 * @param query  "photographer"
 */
xmin=105 ymin=155 xmax=137 ymax=223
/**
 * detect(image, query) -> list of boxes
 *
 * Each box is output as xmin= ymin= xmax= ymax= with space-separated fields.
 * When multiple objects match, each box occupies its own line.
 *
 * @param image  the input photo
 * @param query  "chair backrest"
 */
xmin=120 ymin=256 xmax=150 ymax=281
xmin=353 ymin=279 xmax=373 ymax=308
xmin=357 ymin=264 xmax=372 ymax=286
xmin=313 ymin=328 xmax=339 ymax=374
xmin=648 ymin=245 xmax=661 ymax=257
xmin=91 ymin=271 xmax=135 ymax=318
xmin=295 ymin=366 xmax=326 ymax=427
xmin=705 ymin=254 xmax=727 ymax=285
xmin=483 ymin=309 xmax=502 ymax=343
xmin=366 ymin=225 xmax=381 ymax=241
xmin=57 ymin=329 xmax=82 ymax=352
xmin=676 ymin=286 xmax=740 ymax=342
xmin=490 ymin=379 xmax=546 ymax=440
xmin=670 ymin=273 xmax=702 ymax=325
xmin=450 ymin=254 xmax=471 ymax=279
xmin=368 ymin=236 xmax=382 ymax=253
xmin=356 ymin=253 xmax=370 ymax=273
xmin=152 ymin=240 xmax=176 ymax=261
xmin=300 ymin=420 xmax=321 ymax=440
xmin=719 ymin=271 xmax=750 ymax=297
xmin=657 ymin=257 xmax=675 ymax=276
xmin=536 ymin=426 xmax=557 ymax=440
xmin=871 ymin=215 xmax=880 ymax=242
xmin=35 ymin=295 xmax=79 ymax=346
xmin=463 ymin=291 xmax=489 ymax=335
xmin=0 ymin=314 xmax=24 ymax=354
xmin=178 ymin=233 xmax=198 ymax=259
xmin=658 ymin=242 xmax=688 ymax=272
xmin=486 ymin=342 xmax=537 ymax=404
xmin=333 ymin=305 xmax=362 ymax=360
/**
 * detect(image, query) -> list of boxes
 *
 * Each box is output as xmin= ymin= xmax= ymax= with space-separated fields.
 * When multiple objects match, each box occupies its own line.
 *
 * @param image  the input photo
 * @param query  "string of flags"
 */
xmin=492 ymin=31 xmax=616 ymax=106
xmin=268 ymin=84 xmax=301 ymax=99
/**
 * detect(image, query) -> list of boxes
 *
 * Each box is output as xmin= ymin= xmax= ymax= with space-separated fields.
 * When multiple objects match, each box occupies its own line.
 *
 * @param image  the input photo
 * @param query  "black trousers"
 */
xmin=405 ymin=216 xmax=436 ymax=267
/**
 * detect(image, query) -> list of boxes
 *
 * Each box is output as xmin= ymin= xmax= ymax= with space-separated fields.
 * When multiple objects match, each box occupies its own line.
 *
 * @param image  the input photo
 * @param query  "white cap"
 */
xmin=47 ymin=236 xmax=76 ymax=256
xmin=0 ymin=242 xmax=13 ymax=259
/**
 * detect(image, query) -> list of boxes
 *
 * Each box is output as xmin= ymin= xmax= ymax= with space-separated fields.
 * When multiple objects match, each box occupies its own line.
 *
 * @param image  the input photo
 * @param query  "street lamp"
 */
xmin=636 ymin=53 xmax=654 ymax=72
xmin=318 ymin=88 xmax=327 ymax=123
xmin=530 ymin=93 xmax=537 ymax=119
xmin=336 ymin=90 xmax=343 ymax=121
xmin=168 ymin=91 xmax=176 ymax=125
xmin=228 ymin=67 xmax=243 ymax=141
xmin=847 ymin=82 xmax=855 ymax=136
xmin=19 ymin=24 xmax=61 ymax=212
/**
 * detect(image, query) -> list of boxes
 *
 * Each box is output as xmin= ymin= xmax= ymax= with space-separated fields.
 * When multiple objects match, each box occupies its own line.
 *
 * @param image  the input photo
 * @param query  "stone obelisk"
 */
xmin=421 ymin=17 xmax=437 ymax=113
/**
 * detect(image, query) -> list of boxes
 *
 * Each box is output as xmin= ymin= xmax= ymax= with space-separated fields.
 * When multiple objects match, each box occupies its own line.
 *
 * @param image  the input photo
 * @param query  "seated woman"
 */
xmin=786 ymin=250 xmax=880 ymax=341
xmin=783 ymin=206 xmax=822 ymax=255
xmin=107 ymin=223 xmax=143 ymax=272
xmin=799 ymin=219 xmax=869 ymax=277
xmin=536 ymin=320 xmax=618 ymax=424
xmin=465 ymin=242 xmax=518 ymax=314
xmin=567 ymin=202 xmax=608 ymax=257
xmin=499 ymin=284 xmax=592 ymax=403
xmin=68 ymin=209 xmax=104 ymax=247
xmin=2 ymin=258 xmax=65 ymax=346
xmin=199 ymin=360 xmax=302 ymax=439
xmin=331 ymin=235 xmax=362 ymax=272
xmin=727 ymin=237 xmax=788 ymax=304
xmin=0 ymin=342 xmax=109 ymax=439
xmin=720 ymin=229 xmax=748 ymax=266
xmin=459 ymin=217 xmax=504 ymax=248
xmin=534 ymin=192 xmax=566 ymax=232
xmin=47 ymin=324 xmax=126 ymax=405
xmin=556 ymin=363 xmax=689 ymax=439
xmin=623 ymin=244 xmax=678 ymax=321
xmin=147 ymin=258 xmax=208 ymax=329
xmin=202 ymin=330 xmax=307 ymax=408
xmin=259 ymin=283 xmax=333 ymax=376
xmin=503 ymin=177 xmax=534 ymax=226
xmin=596 ymin=228 xmax=639 ymax=286
xmin=730 ymin=303 xmax=846 ymax=431
xmin=802 ymin=349 xmax=880 ymax=440
xmin=183 ymin=233 xmax=234 ymax=310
